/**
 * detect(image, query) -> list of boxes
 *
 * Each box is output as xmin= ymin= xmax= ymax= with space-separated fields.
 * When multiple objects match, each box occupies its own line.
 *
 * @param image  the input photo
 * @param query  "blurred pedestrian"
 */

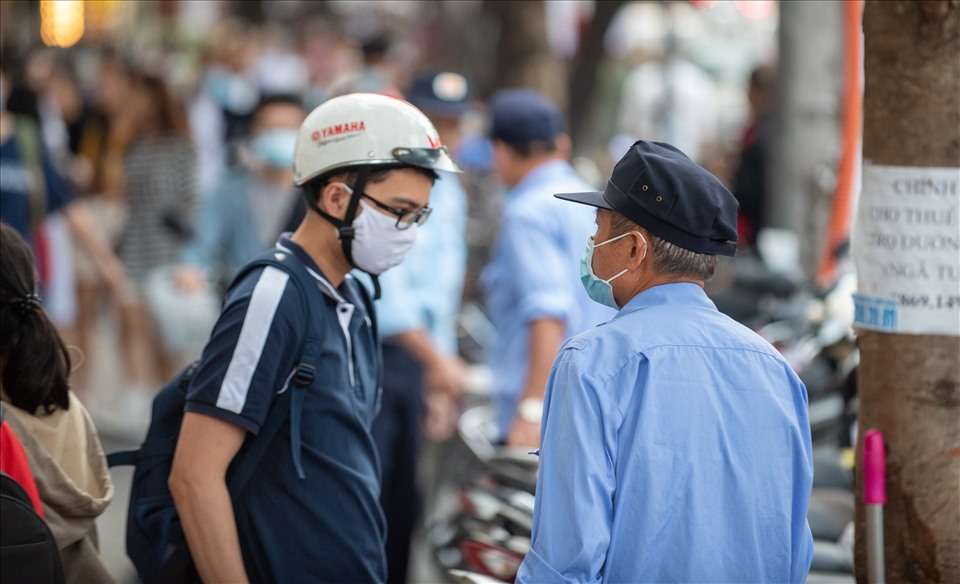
xmin=189 ymin=19 xmax=262 ymax=194
xmin=517 ymin=141 xmax=813 ymax=583
xmin=67 ymin=51 xmax=133 ymax=393
xmin=143 ymin=95 xmax=307 ymax=364
xmin=0 ymin=221 xmax=114 ymax=584
xmin=113 ymin=71 xmax=196 ymax=399
xmin=175 ymin=94 xmax=306 ymax=292
xmin=370 ymin=70 xmax=471 ymax=584
xmin=480 ymin=89 xmax=614 ymax=447
xmin=169 ymin=93 xmax=459 ymax=583
xmin=732 ymin=63 xmax=777 ymax=250
xmin=0 ymin=56 xmax=126 ymax=335
xmin=617 ymin=33 xmax=719 ymax=166
xmin=254 ymin=23 xmax=309 ymax=99
xmin=21 ymin=48 xmax=87 ymax=183
xmin=328 ymin=34 xmax=403 ymax=98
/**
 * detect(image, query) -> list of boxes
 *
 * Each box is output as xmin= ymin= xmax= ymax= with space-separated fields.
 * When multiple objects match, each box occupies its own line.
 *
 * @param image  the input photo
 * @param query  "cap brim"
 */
xmin=554 ymin=190 xmax=614 ymax=210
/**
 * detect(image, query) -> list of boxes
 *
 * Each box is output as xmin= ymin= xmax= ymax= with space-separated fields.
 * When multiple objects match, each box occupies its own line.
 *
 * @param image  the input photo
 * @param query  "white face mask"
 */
xmin=344 ymin=186 xmax=418 ymax=275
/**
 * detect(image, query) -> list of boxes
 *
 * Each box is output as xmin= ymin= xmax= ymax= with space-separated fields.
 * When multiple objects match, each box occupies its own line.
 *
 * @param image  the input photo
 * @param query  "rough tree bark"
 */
xmin=487 ymin=0 xmax=567 ymax=108
xmin=567 ymin=0 xmax=625 ymax=155
xmin=855 ymin=1 xmax=960 ymax=583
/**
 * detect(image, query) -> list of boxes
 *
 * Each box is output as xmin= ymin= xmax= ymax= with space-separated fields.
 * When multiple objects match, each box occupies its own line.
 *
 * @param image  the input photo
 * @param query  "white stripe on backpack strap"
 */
xmin=217 ymin=266 xmax=290 ymax=414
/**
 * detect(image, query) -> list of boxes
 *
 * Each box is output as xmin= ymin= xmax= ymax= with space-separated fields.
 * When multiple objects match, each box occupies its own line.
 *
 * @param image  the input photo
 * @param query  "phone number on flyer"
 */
xmin=893 ymin=294 xmax=960 ymax=309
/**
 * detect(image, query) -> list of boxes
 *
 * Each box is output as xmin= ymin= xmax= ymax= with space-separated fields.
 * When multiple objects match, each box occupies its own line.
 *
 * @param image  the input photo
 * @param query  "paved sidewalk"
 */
xmin=99 ymin=437 xmax=139 ymax=584
xmin=81 ymin=312 xmax=143 ymax=583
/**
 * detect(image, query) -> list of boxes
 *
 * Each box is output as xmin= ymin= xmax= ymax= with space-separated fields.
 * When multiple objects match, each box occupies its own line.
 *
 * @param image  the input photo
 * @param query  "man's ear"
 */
xmin=318 ymin=182 xmax=351 ymax=220
xmin=554 ymin=133 xmax=572 ymax=161
xmin=625 ymin=230 xmax=649 ymax=270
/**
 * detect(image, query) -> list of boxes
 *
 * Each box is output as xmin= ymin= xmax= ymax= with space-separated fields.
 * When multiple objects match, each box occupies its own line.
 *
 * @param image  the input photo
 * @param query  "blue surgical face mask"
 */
xmin=204 ymin=69 xmax=257 ymax=113
xmin=580 ymin=231 xmax=644 ymax=309
xmin=251 ymin=129 xmax=298 ymax=169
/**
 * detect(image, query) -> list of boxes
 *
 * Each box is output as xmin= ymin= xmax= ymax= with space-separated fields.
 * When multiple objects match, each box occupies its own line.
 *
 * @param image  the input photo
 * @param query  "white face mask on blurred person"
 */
xmin=339 ymin=183 xmax=418 ymax=275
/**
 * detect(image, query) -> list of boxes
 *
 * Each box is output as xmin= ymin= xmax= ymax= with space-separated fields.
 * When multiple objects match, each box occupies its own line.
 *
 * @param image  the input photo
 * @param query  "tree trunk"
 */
xmin=568 ymin=0 xmax=625 ymax=156
xmin=487 ymin=0 xmax=567 ymax=109
xmin=855 ymin=2 xmax=960 ymax=583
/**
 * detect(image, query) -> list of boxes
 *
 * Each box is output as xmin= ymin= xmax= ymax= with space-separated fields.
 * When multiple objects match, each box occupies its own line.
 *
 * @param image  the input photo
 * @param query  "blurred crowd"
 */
xmin=0 ymin=5 xmax=780 ymax=433
xmin=0 ymin=19 xmax=503 ymax=426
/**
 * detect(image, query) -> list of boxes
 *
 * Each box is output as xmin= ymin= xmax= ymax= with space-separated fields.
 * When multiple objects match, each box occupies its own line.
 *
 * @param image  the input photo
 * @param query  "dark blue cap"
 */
xmin=407 ymin=70 xmax=472 ymax=117
xmin=488 ymin=89 xmax=563 ymax=144
xmin=556 ymin=141 xmax=739 ymax=256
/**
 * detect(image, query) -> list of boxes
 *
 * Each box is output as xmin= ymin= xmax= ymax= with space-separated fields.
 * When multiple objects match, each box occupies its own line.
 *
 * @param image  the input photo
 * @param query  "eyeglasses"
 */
xmin=339 ymin=182 xmax=432 ymax=230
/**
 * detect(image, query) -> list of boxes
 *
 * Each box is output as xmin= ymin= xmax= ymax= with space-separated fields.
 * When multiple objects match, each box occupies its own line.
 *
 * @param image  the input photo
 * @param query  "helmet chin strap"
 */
xmin=304 ymin=166 xmax=382 ymax=299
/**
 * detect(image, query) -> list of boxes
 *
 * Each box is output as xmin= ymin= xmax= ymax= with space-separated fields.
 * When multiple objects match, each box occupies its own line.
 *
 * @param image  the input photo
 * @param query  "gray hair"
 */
xmin=610 ymin=212 xmax=718 ymax=281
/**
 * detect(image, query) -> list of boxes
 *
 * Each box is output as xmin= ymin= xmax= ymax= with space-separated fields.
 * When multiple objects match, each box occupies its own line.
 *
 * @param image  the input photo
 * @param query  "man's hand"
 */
xmin=62 ymin=201 xmax=128 ymax=301
xmin=424 ymin=389 xmax=460 ymax=441
xmin=424 ymin=354 xmax=467 ymax=398
xmin=170 ymin=412 xmax=250 ymax=584
xmin=506 ymin=417 xmax=540 ymax=448
xmin=172 ymin=265 xmax=209 ymax=293
xmin=99 ymin=253 xmax=128 ymax=301
xmin=507 ymin=318 xmax=564 ymax=449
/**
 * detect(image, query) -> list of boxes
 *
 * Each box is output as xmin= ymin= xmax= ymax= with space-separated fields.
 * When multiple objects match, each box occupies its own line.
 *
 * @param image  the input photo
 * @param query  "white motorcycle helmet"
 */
xmin=293 ymin=92 xmax=460 ymax=186
xmin=292 ymin=93 xmax=460 ymax=296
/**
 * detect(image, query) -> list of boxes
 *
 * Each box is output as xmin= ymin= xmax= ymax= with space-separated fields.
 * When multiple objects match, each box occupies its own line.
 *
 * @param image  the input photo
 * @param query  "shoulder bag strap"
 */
xmin=225 ymin=249 xmax=324 ymax=494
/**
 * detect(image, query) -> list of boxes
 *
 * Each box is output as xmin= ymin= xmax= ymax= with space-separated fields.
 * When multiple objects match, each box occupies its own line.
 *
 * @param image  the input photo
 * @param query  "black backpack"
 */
xmin=1 ymin=407 xmax=66 ymax=584
xmin=107 ymin=248 xmax=360 ymax=584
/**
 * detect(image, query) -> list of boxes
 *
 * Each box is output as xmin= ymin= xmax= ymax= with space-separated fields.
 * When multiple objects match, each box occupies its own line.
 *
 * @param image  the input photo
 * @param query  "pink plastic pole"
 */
xmin=863 ymin=429 xmax=886 ymax=583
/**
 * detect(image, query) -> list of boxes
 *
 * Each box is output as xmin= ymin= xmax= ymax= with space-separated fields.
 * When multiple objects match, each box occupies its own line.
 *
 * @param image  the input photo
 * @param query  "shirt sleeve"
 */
xmin=516 ymin=347 xmax=620 ymax=584
xmin=184 ymin=265 xmax=305 ymax=434
xmin=179 ymin=182 xmax=228 ymax=272
xmin=373 ymin=256 xmax=424 ymax=337
xmin=500 ymin=210 xmax=577 ymax=325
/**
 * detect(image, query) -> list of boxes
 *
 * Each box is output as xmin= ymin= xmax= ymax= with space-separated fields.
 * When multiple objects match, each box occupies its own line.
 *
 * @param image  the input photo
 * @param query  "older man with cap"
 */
xmin=481 ymin=89 xmax=614 ymax=447
xmin=516 ymin=141 xmax=814 ymax=583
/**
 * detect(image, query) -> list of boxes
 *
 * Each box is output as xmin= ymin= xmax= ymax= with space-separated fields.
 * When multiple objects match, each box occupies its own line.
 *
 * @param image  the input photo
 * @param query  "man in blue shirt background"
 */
xmin=517 ymin=141 xmax=814 ymax=583
xmin=481 ymin=89 xmax=614 ymax=447
xmin=370 ymin=70 xmax=470 ymax=584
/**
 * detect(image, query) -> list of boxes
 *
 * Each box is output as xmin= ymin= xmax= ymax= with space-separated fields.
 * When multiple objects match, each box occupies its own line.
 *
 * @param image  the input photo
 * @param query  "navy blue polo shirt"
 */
xmin=185 ymin=235 xmax=386 ymax=583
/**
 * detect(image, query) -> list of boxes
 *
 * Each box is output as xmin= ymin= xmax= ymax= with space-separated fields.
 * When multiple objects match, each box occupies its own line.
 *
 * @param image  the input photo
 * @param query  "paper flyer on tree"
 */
xmin=852 ymin=163 xmax=960 ymax=336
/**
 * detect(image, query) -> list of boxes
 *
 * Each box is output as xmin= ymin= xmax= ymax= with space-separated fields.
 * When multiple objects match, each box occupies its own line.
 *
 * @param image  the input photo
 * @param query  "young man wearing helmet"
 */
xmin=169 ymin=93 xmax=459 ymax=583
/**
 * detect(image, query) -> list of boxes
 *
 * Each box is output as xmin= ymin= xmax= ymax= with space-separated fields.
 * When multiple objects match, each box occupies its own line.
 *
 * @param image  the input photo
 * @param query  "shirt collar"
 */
xmin=511 ymin=159 xmax=571 ymax=197
xmin=275 ymin=233 xmax=350 ymax=304
xmin=614 ymin=282 xmax=716 ymax=321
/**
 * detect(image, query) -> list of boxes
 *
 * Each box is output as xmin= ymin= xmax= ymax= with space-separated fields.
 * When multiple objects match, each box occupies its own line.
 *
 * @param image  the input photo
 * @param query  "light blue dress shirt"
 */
xmin=375 ymin=171 xmax=467 ymax=353
xmin=517 ymin=283 xmax=814 ymax=584
xmin=481 ymin=160 xmax=615 ymax=437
